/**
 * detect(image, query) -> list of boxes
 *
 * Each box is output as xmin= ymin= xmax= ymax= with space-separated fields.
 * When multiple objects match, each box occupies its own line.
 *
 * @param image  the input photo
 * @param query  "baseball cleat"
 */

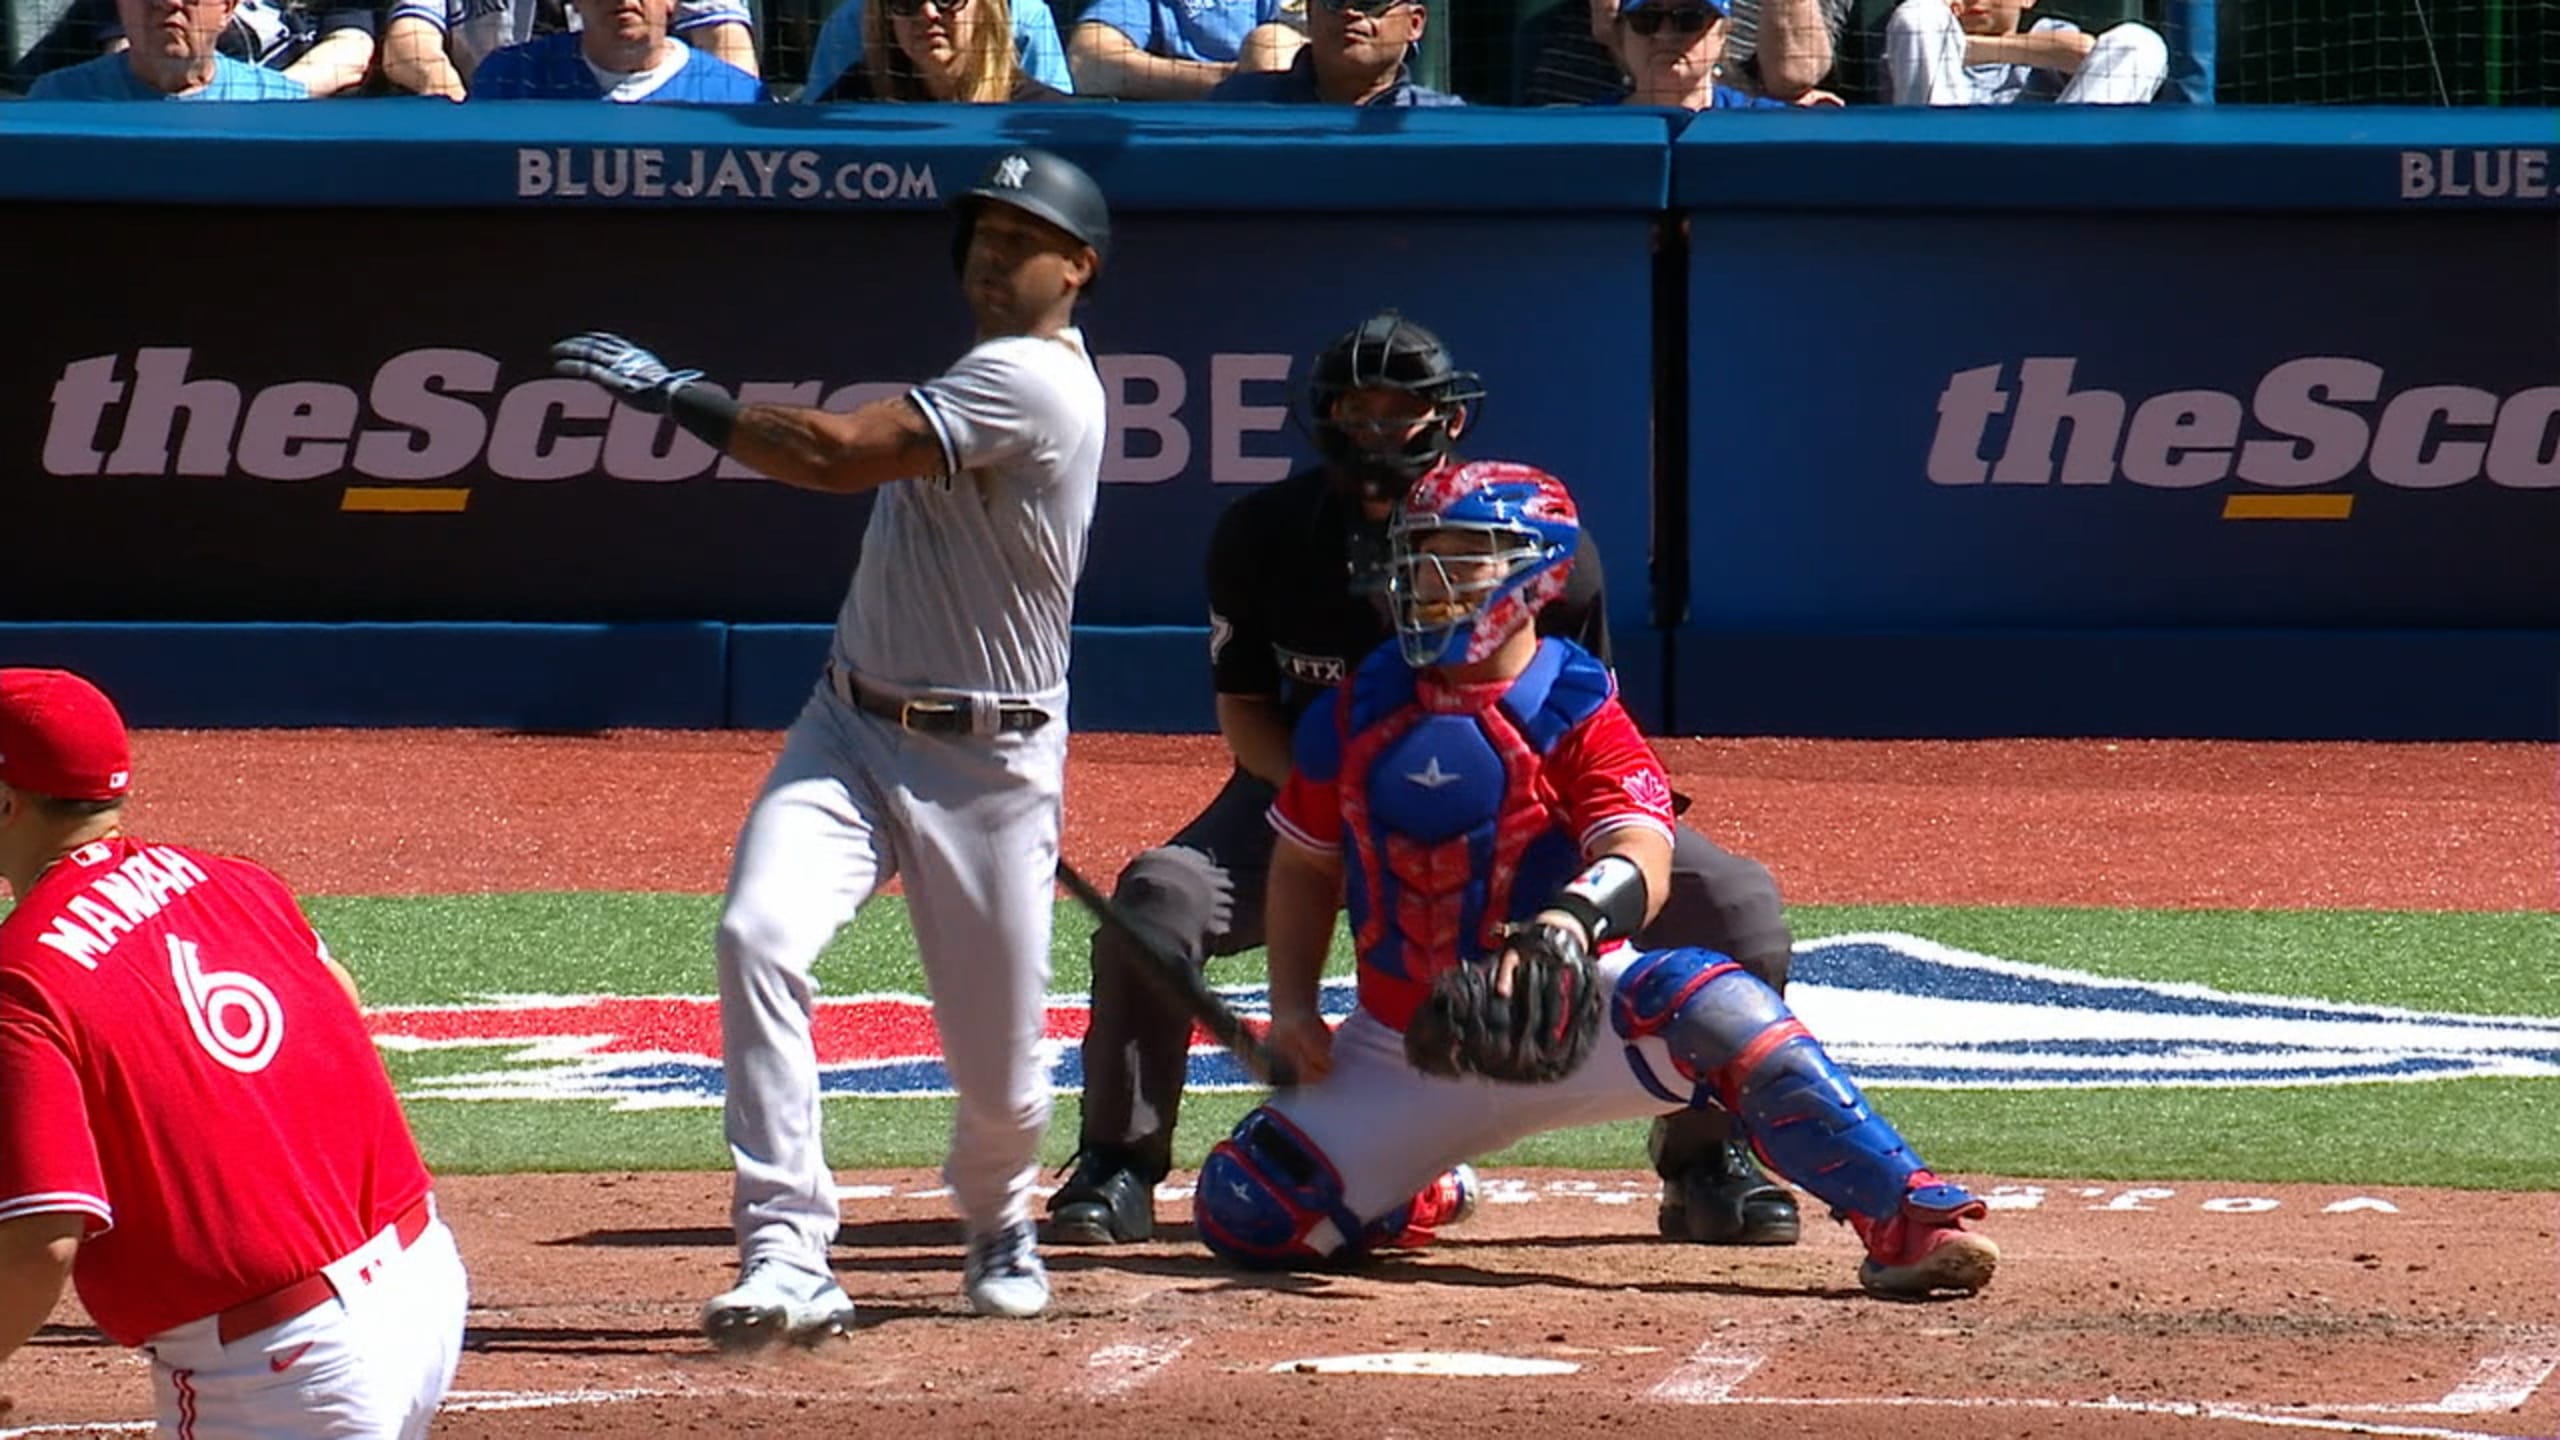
xmin=1658 ymin=1140 xmax=1802 ymax=1247
xmin=962 ymin=1220 xmax=1052 ymax=1318
xmin=1045 ymin=1149 xmax=1155 ymax=1245
xmin=701 ymin=1259 xmax=860 ymax=1350
xmin=1374 ymin=1163 xmax=1481 ymax=1250
xmin=1849 ymin=1179 xmax=2000 ymax=1300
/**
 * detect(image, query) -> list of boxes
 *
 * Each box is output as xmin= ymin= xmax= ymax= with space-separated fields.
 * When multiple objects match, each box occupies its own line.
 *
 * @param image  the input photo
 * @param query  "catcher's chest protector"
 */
xmin=1333 ymin=641 xmax=1613 ymax=1017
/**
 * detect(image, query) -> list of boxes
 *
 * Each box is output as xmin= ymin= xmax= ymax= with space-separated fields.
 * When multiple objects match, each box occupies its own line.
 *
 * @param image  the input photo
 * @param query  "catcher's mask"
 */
xmin=1387 ymin=459 xmax=1578 ymax=669
xmin=1298 ymin=311 xmax=1487 ymax=507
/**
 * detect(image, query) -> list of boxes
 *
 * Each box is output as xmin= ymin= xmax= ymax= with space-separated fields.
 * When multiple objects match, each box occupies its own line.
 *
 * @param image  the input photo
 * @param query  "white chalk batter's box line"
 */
xmin=10 ymin=1335 xmax=2553 ymax=1440
xmin=935 ymin=1177 xmax=2414 ymax=1217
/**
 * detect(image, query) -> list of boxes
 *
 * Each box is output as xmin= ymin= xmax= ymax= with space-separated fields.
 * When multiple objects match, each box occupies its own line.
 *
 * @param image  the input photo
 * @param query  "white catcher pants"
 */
xmin=1265 ymin=944 xmax=1690 ymax=1224
xmin=716 ymin=676 xmax=1068 ymax=1274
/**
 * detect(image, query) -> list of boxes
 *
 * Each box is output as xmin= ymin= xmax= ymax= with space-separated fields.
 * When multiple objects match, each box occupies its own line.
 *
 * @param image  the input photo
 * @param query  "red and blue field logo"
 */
xmin=365 ymin=933 xmax=2560 ymax=1109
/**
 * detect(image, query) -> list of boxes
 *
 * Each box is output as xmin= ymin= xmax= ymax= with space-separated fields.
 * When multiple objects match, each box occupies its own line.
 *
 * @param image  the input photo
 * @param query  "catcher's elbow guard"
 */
xmin=1547 ymin=853 xmax=1648 ymax=946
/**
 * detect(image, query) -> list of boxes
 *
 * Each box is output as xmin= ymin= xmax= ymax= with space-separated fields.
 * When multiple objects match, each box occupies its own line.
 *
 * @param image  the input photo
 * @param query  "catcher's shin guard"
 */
xmin=1609 ymin=947 xmax=1931 ymax=1222
xmin=1193 ymin=1107 xmax=1367 ymax=1270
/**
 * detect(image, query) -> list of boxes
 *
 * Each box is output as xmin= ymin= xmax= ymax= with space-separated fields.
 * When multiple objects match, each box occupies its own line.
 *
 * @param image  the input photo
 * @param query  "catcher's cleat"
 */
xmin=700 ymin=1259 xmax=859 ymax=1351
xmin=1045 ymin=1149 xmax=1156 ymax=1245
xmin=1848 ymin=1178 xmax=2000 ymax=1300
xmin=1658 ymin=1139 xmax=1802 ymax=1247
xmin=963 ymin=1221 xmax=1052 ymax=1318
xmin=1374 ymin=1163 xmax=1481 ymax=1250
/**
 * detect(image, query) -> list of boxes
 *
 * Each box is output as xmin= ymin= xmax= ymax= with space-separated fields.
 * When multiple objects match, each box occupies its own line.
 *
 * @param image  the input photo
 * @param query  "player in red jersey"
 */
xmin=0 ymin=669 xmax=467 ymax=1437
xmin=1187 ymin=461 xmax=2001 ymax=1300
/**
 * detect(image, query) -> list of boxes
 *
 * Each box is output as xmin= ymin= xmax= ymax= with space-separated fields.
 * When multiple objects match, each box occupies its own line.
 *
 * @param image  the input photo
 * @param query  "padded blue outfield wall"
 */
xmin=1 ymin=102 xmax=2556 ymax=739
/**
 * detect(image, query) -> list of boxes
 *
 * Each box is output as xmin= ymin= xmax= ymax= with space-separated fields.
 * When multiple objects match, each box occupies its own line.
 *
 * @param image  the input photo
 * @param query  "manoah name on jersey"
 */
xmin=33 ymin=844 xmax=211 ymax=969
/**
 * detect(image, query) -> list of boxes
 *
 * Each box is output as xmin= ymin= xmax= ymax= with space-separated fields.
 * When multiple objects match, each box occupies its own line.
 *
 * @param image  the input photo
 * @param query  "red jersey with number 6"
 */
xmin=0 ymin=837 xmax=432 ymax=1347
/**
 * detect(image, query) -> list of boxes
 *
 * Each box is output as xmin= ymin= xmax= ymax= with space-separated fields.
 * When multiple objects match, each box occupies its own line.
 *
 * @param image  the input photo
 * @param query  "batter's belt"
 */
xmin=827 ymin=662 xmax=1052 ymax=736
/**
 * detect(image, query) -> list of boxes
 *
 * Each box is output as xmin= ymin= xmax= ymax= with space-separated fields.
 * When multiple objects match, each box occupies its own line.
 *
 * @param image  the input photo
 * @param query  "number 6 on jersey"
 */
xmin=168 ymin=933 xmax=285 ymax=1074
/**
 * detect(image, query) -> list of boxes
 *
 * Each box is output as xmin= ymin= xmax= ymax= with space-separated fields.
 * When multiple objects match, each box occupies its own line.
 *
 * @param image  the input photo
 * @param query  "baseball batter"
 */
xmin=1051 ymin=311 xmax=1801 ymax=1254
xmin=1190 ymin=462 xmax=2001 ymax=1300
xmin=0 ymin=668 xmax=468 ymax=1436
xmin=550 ymin=146 xmax=1112 ymax=1341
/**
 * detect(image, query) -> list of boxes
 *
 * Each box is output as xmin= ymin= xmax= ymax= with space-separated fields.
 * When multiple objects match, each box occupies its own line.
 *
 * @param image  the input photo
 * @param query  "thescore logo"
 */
xmin=40 ymin=348 xmax=1308 ymax=487
xmin=1928 ymin=357 xmax=2560 ymax=490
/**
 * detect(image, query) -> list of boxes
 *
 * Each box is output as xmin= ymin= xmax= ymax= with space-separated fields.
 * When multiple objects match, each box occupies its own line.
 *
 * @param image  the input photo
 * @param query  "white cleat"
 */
xmin=701 ymin=1259 xmax=859 ymax=1350
xmin=962 ymin=1220 xmax=1051 ymax=1319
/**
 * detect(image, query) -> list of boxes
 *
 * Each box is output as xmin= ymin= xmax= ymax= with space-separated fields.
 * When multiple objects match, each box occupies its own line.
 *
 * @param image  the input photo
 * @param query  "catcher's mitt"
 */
xmin=1404 ymin=920 xmax=1603 ymax=1084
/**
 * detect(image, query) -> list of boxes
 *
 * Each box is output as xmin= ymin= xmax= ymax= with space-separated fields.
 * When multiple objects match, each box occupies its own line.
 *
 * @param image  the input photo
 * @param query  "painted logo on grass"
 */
xmin=364 ymin=931 xmax=2560 ymax=1109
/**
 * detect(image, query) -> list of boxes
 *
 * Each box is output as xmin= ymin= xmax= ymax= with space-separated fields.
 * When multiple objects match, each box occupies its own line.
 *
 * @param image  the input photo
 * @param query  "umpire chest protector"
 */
xmin=1332 ymin=639 xmax=1612 ymax=1025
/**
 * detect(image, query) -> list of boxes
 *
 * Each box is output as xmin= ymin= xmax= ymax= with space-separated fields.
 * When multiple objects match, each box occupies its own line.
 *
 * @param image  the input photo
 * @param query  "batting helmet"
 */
xmin=949 ymin=148 xmax=1111 ymax=279
xmin=1301 ymin=311 xmax=1488 ymax=505
xmin=1386 ymin=459 xmax=1578 ymax=670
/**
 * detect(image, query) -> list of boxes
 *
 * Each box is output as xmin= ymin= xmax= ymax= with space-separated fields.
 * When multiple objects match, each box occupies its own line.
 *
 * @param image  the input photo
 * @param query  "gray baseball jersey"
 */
xmin=830 ymin=329 xmax=1106 ymax=699
xmin=716 ymin=323 xmax=1107 ymax=1289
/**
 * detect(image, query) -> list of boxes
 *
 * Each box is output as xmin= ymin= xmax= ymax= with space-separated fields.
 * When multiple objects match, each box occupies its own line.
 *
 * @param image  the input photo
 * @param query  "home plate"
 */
xmin=1270 ymin=1353 xmax=1581 ymax=1377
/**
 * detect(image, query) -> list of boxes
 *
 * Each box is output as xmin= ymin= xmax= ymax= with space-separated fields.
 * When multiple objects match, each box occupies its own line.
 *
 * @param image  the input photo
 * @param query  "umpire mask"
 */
xmin=1300 ymin=311 xmax=1487 ymax=507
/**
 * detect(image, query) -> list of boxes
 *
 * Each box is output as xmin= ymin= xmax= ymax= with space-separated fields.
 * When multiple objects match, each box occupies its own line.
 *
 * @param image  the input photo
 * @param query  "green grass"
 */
xmin=309 ymin=894 xmax=2560 ymax=1189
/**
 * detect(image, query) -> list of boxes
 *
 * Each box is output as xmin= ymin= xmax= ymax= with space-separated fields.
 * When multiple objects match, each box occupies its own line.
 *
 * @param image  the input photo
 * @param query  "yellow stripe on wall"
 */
xmin=2221 ymin=494 xmax=2354 ymax=521
xmin=341 ymin=488 xmax=473 ymax=514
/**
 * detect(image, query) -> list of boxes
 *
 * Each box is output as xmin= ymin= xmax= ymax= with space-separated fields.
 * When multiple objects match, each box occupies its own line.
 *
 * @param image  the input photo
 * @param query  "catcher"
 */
xmin=1192 ymin=458 xmax=2000 ymax=1300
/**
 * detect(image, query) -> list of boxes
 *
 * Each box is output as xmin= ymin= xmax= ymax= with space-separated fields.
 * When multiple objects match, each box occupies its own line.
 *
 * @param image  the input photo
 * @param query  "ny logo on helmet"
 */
xmin=993 ymin=155 xmax=1031 ymax=188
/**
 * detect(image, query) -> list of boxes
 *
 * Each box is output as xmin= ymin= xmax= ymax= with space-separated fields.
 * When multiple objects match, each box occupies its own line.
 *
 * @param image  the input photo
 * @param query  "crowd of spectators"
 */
xmin=5 ymin=0 xmax=2167 ymax=106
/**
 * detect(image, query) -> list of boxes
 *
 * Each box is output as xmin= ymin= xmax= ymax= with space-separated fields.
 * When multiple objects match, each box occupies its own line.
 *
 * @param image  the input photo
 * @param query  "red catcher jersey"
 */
xmin=0 ymin=838 xmax=431 ymax=1346
xmin=1271 ymin=640 xmax=1677 ymax=1030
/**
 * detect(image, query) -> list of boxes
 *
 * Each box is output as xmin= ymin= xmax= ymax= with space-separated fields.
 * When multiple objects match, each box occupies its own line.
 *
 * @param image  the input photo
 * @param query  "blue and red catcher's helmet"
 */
xmin=1387 ymin=459 xmax=1579 ymax=669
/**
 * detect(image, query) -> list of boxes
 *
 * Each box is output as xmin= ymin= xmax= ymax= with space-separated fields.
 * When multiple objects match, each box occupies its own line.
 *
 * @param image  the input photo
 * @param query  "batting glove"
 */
xmin=548 ymin=332 xmax=705 ymax=414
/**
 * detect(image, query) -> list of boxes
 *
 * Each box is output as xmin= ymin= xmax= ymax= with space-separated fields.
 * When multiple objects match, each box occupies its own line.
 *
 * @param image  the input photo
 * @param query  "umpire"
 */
xmin=1047 ymin=311 xmax=1804 ymax=1251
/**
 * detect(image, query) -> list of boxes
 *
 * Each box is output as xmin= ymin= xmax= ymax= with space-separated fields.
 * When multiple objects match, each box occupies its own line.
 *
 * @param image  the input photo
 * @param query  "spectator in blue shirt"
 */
xmin=799 ymin=0 xmax=1070 ymax=100
xmin=1068 ymin=0 xmax=1302 ymax=98
xmin=384 ymin=0 xmax=756 ymax=99
xmin=31 ymin=0 xmax=308 ymax=95
xmin=468 ymin=0 xmax=762 ymax=97
xmin=1207 ymin=0 xmax=1458 ymax=105
xmin=1606 ymin=0 xmax=1838 ymax=108
xmin=55 ymin=0 xmax=375 ymax=95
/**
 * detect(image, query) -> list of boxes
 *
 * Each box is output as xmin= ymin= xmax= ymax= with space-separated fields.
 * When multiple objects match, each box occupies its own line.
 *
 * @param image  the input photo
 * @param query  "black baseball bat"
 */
xmin=1053 ymin=857 xmax=1299 ymax=1090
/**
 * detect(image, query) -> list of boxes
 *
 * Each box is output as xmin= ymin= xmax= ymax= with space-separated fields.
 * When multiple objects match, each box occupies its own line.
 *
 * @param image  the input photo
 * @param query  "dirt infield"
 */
xmin=113 ymin=731 xmax=2560 ymax=908
xmin=6 ymin=732 xmax=2555 ymax=1438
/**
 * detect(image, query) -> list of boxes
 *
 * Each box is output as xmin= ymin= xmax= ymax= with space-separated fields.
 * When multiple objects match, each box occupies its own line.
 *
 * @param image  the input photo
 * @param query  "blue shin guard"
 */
xmin=1193 ymin=1107 xmax=1369 ymax=1269
xmin=1611 ymin=947 xmax=1938 ymax=1222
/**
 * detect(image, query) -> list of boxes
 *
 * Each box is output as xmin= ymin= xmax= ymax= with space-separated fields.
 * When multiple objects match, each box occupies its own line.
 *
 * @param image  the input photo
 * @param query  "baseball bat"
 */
xmin=1052 ymin=857 xmax=1299 ymax=1090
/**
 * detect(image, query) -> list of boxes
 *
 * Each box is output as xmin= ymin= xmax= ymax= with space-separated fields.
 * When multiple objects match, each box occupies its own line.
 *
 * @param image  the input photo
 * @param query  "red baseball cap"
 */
xmin=0 ymin=669 xmax=133 ymax=802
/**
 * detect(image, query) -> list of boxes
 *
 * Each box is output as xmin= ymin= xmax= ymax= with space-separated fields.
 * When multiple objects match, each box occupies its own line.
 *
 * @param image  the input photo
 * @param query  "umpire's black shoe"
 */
xmin=1046 ymin=1150 xmax=1156 ymax=1245
xmin=1658 ymin=1140 xmax=1802 ymax=1247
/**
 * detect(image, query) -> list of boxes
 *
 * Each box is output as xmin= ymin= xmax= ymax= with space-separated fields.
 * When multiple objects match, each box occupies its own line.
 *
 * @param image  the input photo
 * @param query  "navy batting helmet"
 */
xmin=1301 ymin=311 xmax=1487 ymax=504
xmin=950 ymin=148 xmax=1111 ymax=279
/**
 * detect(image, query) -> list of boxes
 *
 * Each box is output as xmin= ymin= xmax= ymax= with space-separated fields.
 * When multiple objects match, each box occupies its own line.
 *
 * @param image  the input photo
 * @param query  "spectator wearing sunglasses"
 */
xmin=1605 ymin=0 xmax=1838 ymax=108
xmin=466 ymin=0 xmax=763 ymax=98
xmin=1068 ymin=0 xmax=1302 ymax=98
xmin=808 ymin=0 xmax=1066 ymax=98
xmin=799 ymin=0 xmax=1071 ymax=102
xmin=1524 ymin=0 xmax=1841 ymax=106
xmin=1206 ymin=0 xmax=1456 ymax=105
xmin=1883 ymin=0 xmax=2164 ymax=103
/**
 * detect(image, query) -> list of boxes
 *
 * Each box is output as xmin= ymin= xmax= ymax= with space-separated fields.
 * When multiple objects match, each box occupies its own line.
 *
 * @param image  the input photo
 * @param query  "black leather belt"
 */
xmin=830 ymin=664 xmax=1051 ymax=736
